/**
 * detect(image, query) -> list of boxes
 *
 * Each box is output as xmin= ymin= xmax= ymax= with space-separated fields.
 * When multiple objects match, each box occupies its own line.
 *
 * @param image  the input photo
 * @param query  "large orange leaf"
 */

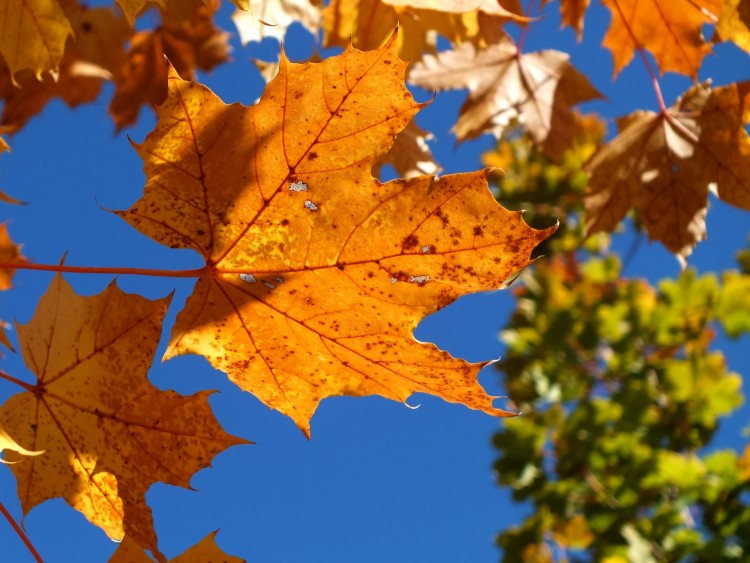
xmin=118 ymin=36 xmax=554 ymax=435
xmin=601 ymin=0 xmax=724 ymax=78
xmin=584 ymin=81 xmax=750 ymax=264
xmin=0 ymin=275 xmax=247 ymax=558
xmin=0 ymin=0 xmax=73 ymax=81
xmin=408 ymin=35 xmax=602 ymax=159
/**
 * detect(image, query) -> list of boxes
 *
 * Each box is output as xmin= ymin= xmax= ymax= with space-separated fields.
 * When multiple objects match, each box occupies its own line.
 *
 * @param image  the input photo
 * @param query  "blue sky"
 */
xmin=0 ymin=1 xmax=749 ymax=561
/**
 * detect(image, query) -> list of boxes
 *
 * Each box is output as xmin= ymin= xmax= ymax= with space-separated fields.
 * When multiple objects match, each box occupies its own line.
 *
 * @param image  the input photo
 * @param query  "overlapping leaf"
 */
xmin=322 ymin=0 xmax=524 ymax=62
xmin=0 ymin=275 xmax=247 ymax=558
xmin=117 ymin=36 xmax=554 ymax=435
xmin=110 ymin=531 xmax=244 ymax=562
xmin=601 ymin=0 xmax=724 ymax=78
xmin=233 ymin=0 xmax=320 ymax=44
xmin=715 ymin=0 xmax=750 ymax=53
xmin=0 ymin=0 xmax=73 ymax=81
xmin=409 ymin=34 xmax=602 ymax=159
xmin=110 ymin=0 xmax=230 ymax=129
xmin=584 ymin=81 xmax=750 ymax=264
xmin=373 ymin=120 xmax=441 ymax=179
xmin=1 ymin=4 xmax=130 ymax=134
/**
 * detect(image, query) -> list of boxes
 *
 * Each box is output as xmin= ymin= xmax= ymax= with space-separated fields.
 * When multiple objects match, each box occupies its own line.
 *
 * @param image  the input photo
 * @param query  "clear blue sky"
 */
xmin=0 ymin=1 xmax=749 ymax=561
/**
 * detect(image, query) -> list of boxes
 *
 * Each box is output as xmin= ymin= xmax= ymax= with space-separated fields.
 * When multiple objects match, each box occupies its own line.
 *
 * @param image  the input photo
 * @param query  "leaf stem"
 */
xmin=516 ymin=0 xmax=536 ymax=53
xmin=0 ymin=500 xmax=43 ymax=563
xmin=0 ymin=262 xmax=206 ymax=279
xmin=0 ymin=371 xmax=35 ymax=392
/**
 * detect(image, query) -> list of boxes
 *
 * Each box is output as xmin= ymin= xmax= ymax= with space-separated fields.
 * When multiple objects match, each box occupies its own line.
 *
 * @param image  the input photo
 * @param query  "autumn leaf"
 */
xmin=374 ymin=120 xmax=441 ymax=179
xmin=0 ymin=428 xmax=43 ymax=464
xmin=110 ymin=531 xmax=245 ymax=562
xmin=409 ymin=35 xmax=602 ymax=159
xmin=117 ymin=36 xmax=554 ymax=435
xmin=0 ymin=223 xmax=25 ymax=291
xmin=0 ymin=275 xmax=247 ymax=557
xmin=1 ymin=4 xmax=130 ymax=134
xmin=322 ymin=0 xmax=524 ymax=62
xmin=601 ymin=0 xmax=723 ymax=79
xmin=557 ymin=0 xmax=590 ymax=40
xmin=0 ymin=0 xmax=73 ymax=81
xmin=233 ymin=0 xmax=320 ymax=44
xmin=116 ymin=0 xmax=164 ymax=26
xmin=110 ymin=0 xmax=229 ymax=129
xmin=584 ymin=81 xmax=750 ymax=264
xmin=715 ymin=0 xmax=750 ymax=54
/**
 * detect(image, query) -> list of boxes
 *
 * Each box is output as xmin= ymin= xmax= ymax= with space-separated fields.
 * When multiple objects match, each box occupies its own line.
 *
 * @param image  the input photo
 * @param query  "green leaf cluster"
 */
xmin=489 ymin=133 xmax=750 ymax=562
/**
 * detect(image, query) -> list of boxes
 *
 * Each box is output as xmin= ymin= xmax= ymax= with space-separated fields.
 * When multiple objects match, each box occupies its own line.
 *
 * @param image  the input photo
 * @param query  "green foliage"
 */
xmin=489 ymin=132 xmax=750 ymax=562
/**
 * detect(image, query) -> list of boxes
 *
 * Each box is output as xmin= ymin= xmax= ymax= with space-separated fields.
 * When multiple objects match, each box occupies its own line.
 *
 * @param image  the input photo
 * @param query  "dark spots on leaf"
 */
xmin=197 ymin=229 xmax=205 ymax=236
xmin=308 ymin=152 xmax=318 ymax=161
xmin=367 ymin=271 xmax=374 ymax=279
xmin=403 ymin=235 xmax=419 ymax=249
xmin=81 ymin=20 xmax=92 ymax=33
xmin=338 ymin=265 xmax=345 ymax=270
xmin=281 ymin=219 xmax=290 ymax=226
xmin=383 ymin=59 xmax=391 ymax=65
xmin=473 ymin=226 xmax=483 ymax=236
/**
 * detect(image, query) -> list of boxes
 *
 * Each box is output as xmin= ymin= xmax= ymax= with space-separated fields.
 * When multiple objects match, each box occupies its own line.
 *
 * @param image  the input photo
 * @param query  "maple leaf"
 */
xmin=0 ymin=136 xmax=22 ymax=204
xmin=117 ymin=36 xmax=554 ymax=435
xmin=601 ymin=0 xmax=724 ymax=79
xmin=408 ymin=35 xmax=602 ymax=159
xmin=556 ymin=0 xmax=591 ymax=40
xmin=715 ymin=0 xmax=750 ymax=54
xmin=110 ymin=0 xmax=230 ymax=129
xmin=0 ymin=0 xmax=73 ymax=81
xmin=232 ymin=0 xmax=320 ymax=44
xmin=374 ymin=120 xmax=441 ymax=179
xmin=322 ymin=0 xmax=525 ymax=63
xmin=1 ymin=4 xmax=130 ymax=134
xmin=110 ymin=531 xmax=245 ymax=562
xmin=0 ymin=223 xmax=25 ymax=291
xmin=584 ymin=81 xmax=750 ymax=264
xmin=0 ymin=275 xmax=247 ymax=557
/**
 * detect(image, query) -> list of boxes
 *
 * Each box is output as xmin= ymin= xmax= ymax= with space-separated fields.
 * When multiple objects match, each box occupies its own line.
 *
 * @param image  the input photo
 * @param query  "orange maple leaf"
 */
xmin=408 ymin=35 xmax=602 ymax=159
xmin=0 ymin=275 xmax=247 ymax=559
xmin=601 ymin=0 xmax=724 ymax=78
xmin=117 ymin=36 xmax=554 ymax=436
xmin=584 ymin=81 xmax=750 ymax=264
xmin=110 ymin=531 xmax=244 ymax=562
xmin=110 ymin=0 xmax=230 ymax=129
xmin=0 ymin=0 xmax=73 ymax=81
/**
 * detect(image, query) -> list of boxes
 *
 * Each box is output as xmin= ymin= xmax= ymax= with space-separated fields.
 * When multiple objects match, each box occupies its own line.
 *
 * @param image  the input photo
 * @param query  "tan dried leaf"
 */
xmin=409 ymin=36 xmax=602 ymax=158
xmin=585 ymin=82 xmax=750 ymax=264
xmin=233 ymin=0 xmax=320 ymax=44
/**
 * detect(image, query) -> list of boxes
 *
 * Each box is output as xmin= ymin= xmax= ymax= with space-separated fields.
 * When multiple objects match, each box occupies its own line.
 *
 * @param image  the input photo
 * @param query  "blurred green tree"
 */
xmin=487 ymin=124 xmax=750 ymax=562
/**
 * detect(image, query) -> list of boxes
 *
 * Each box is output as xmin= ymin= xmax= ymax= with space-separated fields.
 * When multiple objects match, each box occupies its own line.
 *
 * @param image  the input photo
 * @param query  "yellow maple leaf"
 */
xmin=117 ymin=36 xmax=554 ymax=436
xmin=0 ymin=0 xmax=73 ymax=82
xmin=1 ymin=4 xmax=131 ymax=134
xmin=715 ymin=0 xmax=750 ymax=54
xmin=409 ymin=34 xmax=602 ymax=159
xmin=109 ymin=531 xmax=245 ymax=562
xmin=116 ymin=0 xmax=165 ymax=26
xmin=601 ymin=0 xmax=723 ymax=79
xmin=557 ymin=0 xmax=591 ymax=40
xmin=322 ymin=0 xmax=524 ymax=62
xmin=584 ymin=81 xmax=750 ymax=264
xmin=0 ymin=275 xmax=248 ymax=558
